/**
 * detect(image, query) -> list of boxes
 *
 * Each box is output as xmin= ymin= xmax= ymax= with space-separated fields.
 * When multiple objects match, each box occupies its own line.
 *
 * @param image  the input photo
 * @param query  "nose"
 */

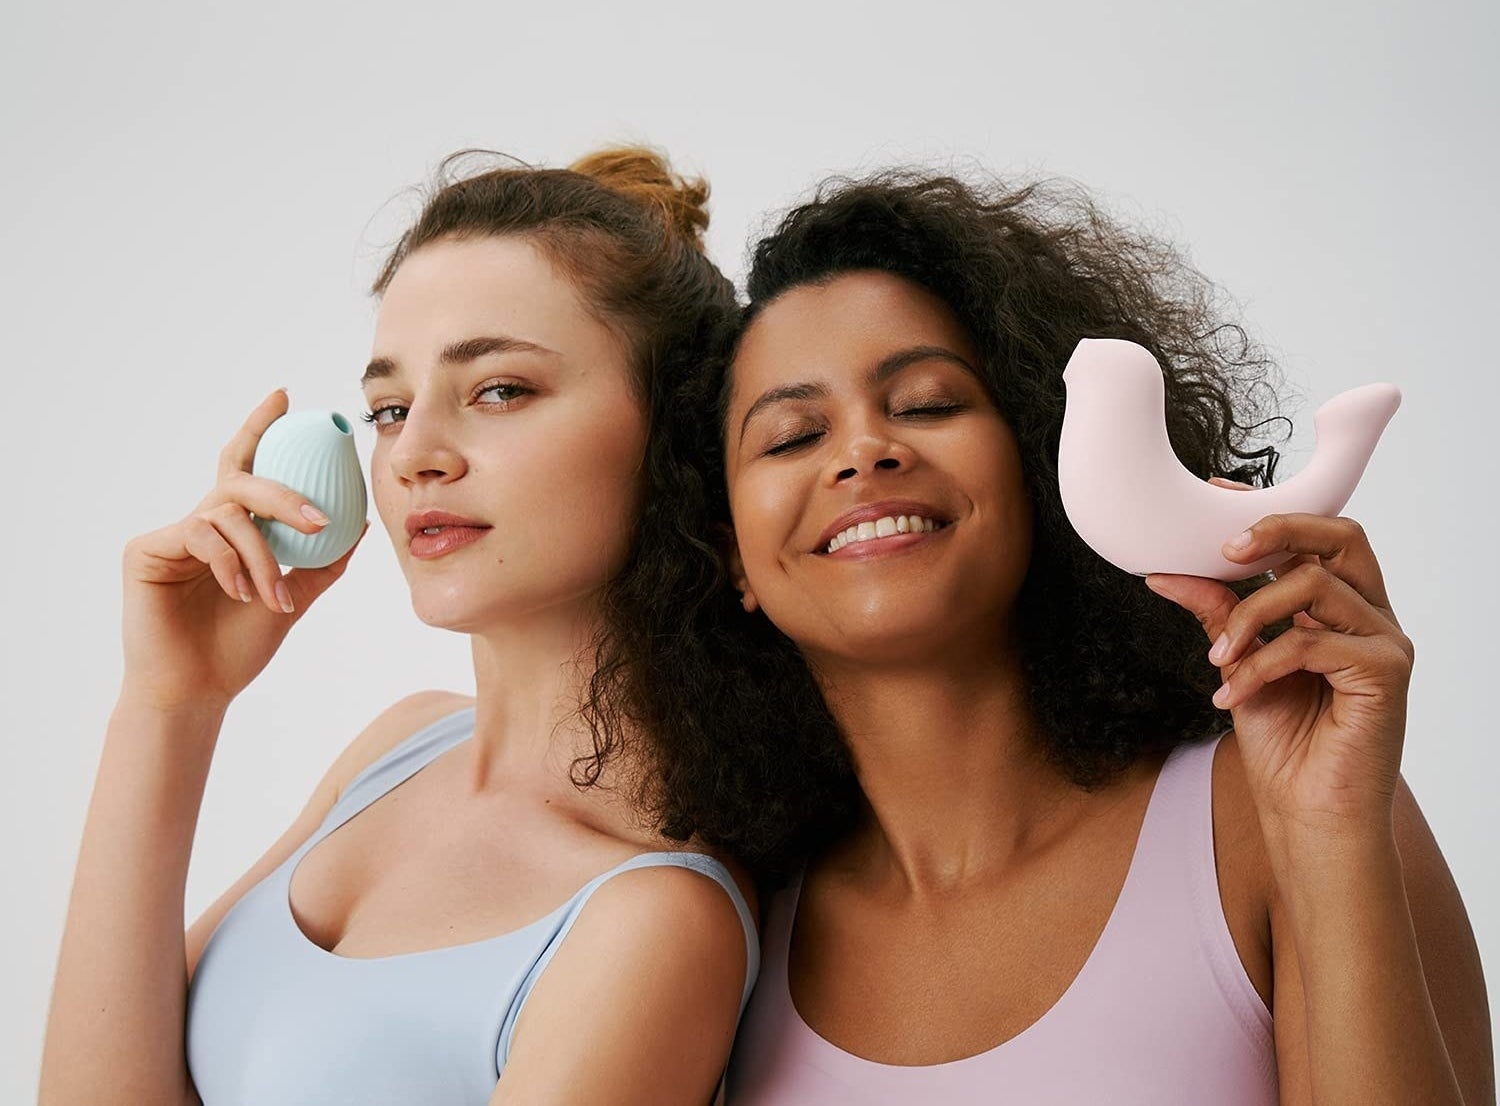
xmin=828 ymin=430 xmax=915 ymax=486
xmin=385 ymin=402 xmax=468 ymax=486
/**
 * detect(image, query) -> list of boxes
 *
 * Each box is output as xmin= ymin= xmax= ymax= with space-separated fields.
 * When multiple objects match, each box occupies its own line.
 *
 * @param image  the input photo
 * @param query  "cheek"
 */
xmin=728 ymin=466 xmax=807 ymax=584
xmin=512 ymin=404 xmax=648 ymax=567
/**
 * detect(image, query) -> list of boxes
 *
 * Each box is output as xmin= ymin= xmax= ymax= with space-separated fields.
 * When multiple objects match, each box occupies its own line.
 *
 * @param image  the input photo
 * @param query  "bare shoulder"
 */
xmin=496 ymin=856 xmax=751 ymax=1103
xmin=323 ymin=688 xmax=476 ymax=802
xmin=586 ymin=856 xmax=754 ymax=942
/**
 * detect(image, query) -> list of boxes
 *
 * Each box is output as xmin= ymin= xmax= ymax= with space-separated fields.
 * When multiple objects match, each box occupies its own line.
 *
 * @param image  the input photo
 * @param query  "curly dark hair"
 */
xmin=627 ymin=167 xmax=1306 ymax=885
xmin=370 ymin=146 xmax=851 ymax=885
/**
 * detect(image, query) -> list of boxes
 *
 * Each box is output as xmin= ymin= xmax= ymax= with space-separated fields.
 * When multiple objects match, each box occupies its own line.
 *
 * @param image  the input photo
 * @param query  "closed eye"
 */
xmin=764 ymin=430 xmax=825 ymax=456
xmin=897 ymin=402 xmax=966 ymax=417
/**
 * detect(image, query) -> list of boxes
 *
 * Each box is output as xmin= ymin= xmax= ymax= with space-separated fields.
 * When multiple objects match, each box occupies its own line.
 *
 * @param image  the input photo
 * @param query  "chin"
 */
xmin=406 ymin=581 xmax=503 ymax=633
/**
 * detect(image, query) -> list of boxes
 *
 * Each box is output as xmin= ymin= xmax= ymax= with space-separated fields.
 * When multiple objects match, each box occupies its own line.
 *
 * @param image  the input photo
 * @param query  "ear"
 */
xmin=713 ymin=521 xmax=760 ymax=614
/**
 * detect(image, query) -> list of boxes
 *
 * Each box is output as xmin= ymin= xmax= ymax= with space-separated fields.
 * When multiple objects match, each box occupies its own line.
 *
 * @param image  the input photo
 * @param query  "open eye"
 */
xmin=358 ymin=380 xmax=534 ymax=430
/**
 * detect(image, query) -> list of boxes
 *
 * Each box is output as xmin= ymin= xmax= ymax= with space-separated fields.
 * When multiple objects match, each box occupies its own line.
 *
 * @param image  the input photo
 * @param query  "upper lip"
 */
xmin=405 ymin=510 xmax=492 ymax=539
xmin=813 ymin=499 xmax=951 ymax=553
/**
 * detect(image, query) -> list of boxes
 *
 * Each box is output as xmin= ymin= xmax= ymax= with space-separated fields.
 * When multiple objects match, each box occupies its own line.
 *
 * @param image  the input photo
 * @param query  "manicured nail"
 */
xmin=275 ymin=580 xmax=295 ymax=613
xmin=235 ymin=573 xmax=253 ymax=603
xmin=1225 ymin=530 xmax=1253 ymax=551
xmin=1209 ymin=633 xmax=1230 ymax=662
xmin=300 ymin=503 xmax=329 ymax=526
xmin=1212 ymin=682 xmax=1232 ymax=708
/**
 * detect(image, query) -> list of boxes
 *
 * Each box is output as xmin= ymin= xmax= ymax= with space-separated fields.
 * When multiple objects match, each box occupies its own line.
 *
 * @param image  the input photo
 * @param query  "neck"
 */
xmin=462 ymin=602 xmax=626 ymax=801
xmin=809 ymin=638 xmax=1082 ymax=894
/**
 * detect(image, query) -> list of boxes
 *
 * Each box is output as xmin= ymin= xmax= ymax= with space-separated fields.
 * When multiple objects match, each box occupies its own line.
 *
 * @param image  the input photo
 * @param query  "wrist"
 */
xmin=1260 ymin=812 xmax=1403 ymax=899
xmin=113 ymin=687 xmax=233 ymax=721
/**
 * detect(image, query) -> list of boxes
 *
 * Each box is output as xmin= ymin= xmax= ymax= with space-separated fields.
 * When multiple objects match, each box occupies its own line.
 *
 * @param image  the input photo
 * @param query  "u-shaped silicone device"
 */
xmin=1058 ymin=338 xmax=1401 ymax=582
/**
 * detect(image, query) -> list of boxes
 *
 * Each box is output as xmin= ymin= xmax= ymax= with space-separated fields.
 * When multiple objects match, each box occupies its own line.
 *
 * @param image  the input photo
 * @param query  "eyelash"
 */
xmin=763 ymin=402 xmax=966 ymax=456
xmin=359 ymin=381 xmax=533 ymax=430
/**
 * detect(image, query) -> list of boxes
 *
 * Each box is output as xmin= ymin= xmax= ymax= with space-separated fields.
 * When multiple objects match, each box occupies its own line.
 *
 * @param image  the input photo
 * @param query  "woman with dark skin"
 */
xmin=642 ymin=170 xmax=1493 ymax=1103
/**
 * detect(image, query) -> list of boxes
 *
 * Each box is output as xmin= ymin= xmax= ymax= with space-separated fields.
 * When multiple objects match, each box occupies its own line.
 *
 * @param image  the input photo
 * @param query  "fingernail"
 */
xmin=300 ymin=503 xmax=329 ymax=526
xmin=1225 ymin=530 xmax=1253 ymax=551
xmin=1212 ymin=682 xmax=1232 ymax=708
xmin=1209 ymin=633 xmax=1229 ymax=662
xmin=235 ymin=573 xmax=253 ymax=603
xmin=275 ymin=580 xmax=295 ymax=613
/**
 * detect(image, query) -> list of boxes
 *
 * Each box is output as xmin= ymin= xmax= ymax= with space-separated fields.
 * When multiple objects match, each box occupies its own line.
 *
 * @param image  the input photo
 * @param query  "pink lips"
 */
xmin=408 ymin=526 xmax=489 ymax=559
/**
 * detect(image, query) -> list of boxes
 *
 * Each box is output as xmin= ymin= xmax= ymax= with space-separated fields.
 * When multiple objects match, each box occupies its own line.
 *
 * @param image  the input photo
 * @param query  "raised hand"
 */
xmin=1143 ymin=477 xmax=1414 ymax=838
xmin=120 ymin=387 xmax=370 ymax=710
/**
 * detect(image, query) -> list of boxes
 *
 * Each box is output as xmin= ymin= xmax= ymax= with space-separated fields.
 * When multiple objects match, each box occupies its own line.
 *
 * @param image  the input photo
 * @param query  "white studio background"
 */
xmin=3 ymin=0 xmax=1495 ymax=1096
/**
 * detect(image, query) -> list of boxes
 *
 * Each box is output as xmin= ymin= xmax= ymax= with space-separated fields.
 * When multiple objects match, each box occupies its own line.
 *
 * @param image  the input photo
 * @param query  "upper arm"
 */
xmin=1269 ymin=773 xmax=1495 ymax=1106
xmin=183 ymin=689 xmax=476 ymax=979
xmin=491 ymin=864 xmax=752 ymax=1106
xmin=1389 ymin=774 xmax=1494 ymax=1106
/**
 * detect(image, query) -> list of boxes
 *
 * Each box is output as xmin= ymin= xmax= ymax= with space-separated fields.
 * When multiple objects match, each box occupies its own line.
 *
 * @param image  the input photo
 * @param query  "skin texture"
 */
xmin=40 ymin=234 xmax=752 ymax=1106
xmin=721 ymin=270 xmax=1492 ymax=1104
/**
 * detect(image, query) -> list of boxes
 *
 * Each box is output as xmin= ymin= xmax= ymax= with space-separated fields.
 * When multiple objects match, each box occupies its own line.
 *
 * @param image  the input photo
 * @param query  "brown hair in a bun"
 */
xmin=568 ymin=144 xmax=711 ymax=252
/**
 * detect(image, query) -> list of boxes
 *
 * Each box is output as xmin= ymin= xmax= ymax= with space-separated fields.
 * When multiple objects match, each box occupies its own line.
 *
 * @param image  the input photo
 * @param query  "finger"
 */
xmin=1209 ymin=561 xmax=1398 ymax=669
xmin=201 ymin=470 xmax=332 ymax=534
xmin=132 ymin=516 xmax=251 ymax=603
xmin=216 ymin=388 xmax=290 ymax=480
xmin=1221 ymin=512 xmax=1399 ymax=628
xmin=1212 ymin=625 xmax=1412 ymax=710
xmin=1144 ymin=572 xmax=1250 ymax=658
xmin=202 ymin=501 xmax=295 ymax=613
xmin=1206 ymin=478 xmax=1320 ymax=578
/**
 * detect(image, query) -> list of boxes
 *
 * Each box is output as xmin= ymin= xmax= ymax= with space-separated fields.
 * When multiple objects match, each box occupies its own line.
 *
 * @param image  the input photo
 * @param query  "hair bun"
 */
xmin=568 ymin=145 xmax=711 ymax=251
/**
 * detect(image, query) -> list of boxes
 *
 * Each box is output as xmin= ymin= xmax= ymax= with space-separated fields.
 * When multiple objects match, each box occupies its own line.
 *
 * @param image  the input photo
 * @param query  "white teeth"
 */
xmin=421 ymin=527 xmax=443 ymax=534
xmin=825 ymin=515 xmax=944 ymax=553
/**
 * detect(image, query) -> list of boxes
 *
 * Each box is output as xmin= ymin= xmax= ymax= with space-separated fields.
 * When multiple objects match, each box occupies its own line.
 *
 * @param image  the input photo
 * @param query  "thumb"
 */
xmin=281 ymin=518 xmax=371 ymax=611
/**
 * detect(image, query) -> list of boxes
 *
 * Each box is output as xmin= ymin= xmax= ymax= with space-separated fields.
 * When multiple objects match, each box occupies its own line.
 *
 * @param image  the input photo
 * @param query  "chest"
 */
xmin=785 ymin=768 xmax=1273 ymax=1066
xmin=287 ymin=772 xmax=636 ymax=959
xmin=789 ymin=836 xmax=1138 ymax=1064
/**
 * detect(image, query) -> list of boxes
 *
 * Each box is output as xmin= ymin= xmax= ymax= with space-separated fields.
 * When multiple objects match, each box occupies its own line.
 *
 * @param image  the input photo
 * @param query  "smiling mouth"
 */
xmin=819 ymin=513 xmax=951 ymax=555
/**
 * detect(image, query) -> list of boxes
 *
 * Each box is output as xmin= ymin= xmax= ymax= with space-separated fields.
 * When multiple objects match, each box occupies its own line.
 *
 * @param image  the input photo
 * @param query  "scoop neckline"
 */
xmin=280 ymin=716 xmax=702 ymax=964
xmin=778 ymin=740 xmax=1184 ymax=1072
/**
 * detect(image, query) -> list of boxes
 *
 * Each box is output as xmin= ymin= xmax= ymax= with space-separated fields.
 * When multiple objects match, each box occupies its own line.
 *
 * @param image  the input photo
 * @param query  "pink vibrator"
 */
xmin=1058 ymin=338 xmax=1402 ymax=582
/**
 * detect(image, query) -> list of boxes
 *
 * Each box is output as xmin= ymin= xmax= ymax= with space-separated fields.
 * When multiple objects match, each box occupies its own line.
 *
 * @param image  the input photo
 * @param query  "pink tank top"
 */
xmin=726 ymin=731 xmax=1278 ymax=1104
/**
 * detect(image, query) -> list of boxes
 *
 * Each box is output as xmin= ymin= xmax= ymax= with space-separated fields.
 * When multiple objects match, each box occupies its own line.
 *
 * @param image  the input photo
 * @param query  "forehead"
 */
xmin=731 ymin=270 xmax=975 ymax=396
xmin=371 ymin=234 xmax=602 ymax=356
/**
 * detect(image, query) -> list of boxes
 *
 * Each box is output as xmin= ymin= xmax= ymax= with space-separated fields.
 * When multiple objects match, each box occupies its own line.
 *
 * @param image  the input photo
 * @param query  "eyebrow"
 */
xmin=360 ymin=334 xmax=559 ymax=386
xmin=737 ymin=345 xmax=979 ymax=443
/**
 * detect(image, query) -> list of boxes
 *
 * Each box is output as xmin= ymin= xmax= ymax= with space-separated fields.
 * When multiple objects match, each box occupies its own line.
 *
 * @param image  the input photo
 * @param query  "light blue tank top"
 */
xmin=185 ymin=705 xmax=760 ymax=1105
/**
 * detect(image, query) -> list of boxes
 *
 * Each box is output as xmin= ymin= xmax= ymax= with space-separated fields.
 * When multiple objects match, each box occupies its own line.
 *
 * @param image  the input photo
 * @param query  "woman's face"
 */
xmin=363 ymin=234 xmax=646 ymax=632
xmin=723 ymin=270 xmax=1034 ymax=667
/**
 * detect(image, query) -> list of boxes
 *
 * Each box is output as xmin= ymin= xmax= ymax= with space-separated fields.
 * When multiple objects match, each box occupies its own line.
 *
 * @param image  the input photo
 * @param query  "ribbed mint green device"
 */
xmin=250 ymin=409 xmax=369 ymax=568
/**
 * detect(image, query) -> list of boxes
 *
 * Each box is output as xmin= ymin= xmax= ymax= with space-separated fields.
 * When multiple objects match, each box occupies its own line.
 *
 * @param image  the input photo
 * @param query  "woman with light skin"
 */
xmin=654 ymin=171 xmax=1492 ymax=1103
xmin=37 ymin=146 xmax=808 ymax=1106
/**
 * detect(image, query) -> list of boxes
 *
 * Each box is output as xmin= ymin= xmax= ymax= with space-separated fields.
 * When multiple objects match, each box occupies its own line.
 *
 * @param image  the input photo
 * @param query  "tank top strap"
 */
xmin=497 ymin=850 xmax=760 ymax=1067
xmin=322 ymin=704 xmax=479 ymax=834
xmin=1115 ymin=727 xmax=1273 ymax=1051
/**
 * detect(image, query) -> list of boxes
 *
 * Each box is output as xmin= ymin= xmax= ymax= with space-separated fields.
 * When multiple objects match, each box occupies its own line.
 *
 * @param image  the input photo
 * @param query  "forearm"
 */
xmin=39 ymin=693 xmax=228 ymax=1106
xmin=1267 ymin=819 xmax=1465 ymax=1105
